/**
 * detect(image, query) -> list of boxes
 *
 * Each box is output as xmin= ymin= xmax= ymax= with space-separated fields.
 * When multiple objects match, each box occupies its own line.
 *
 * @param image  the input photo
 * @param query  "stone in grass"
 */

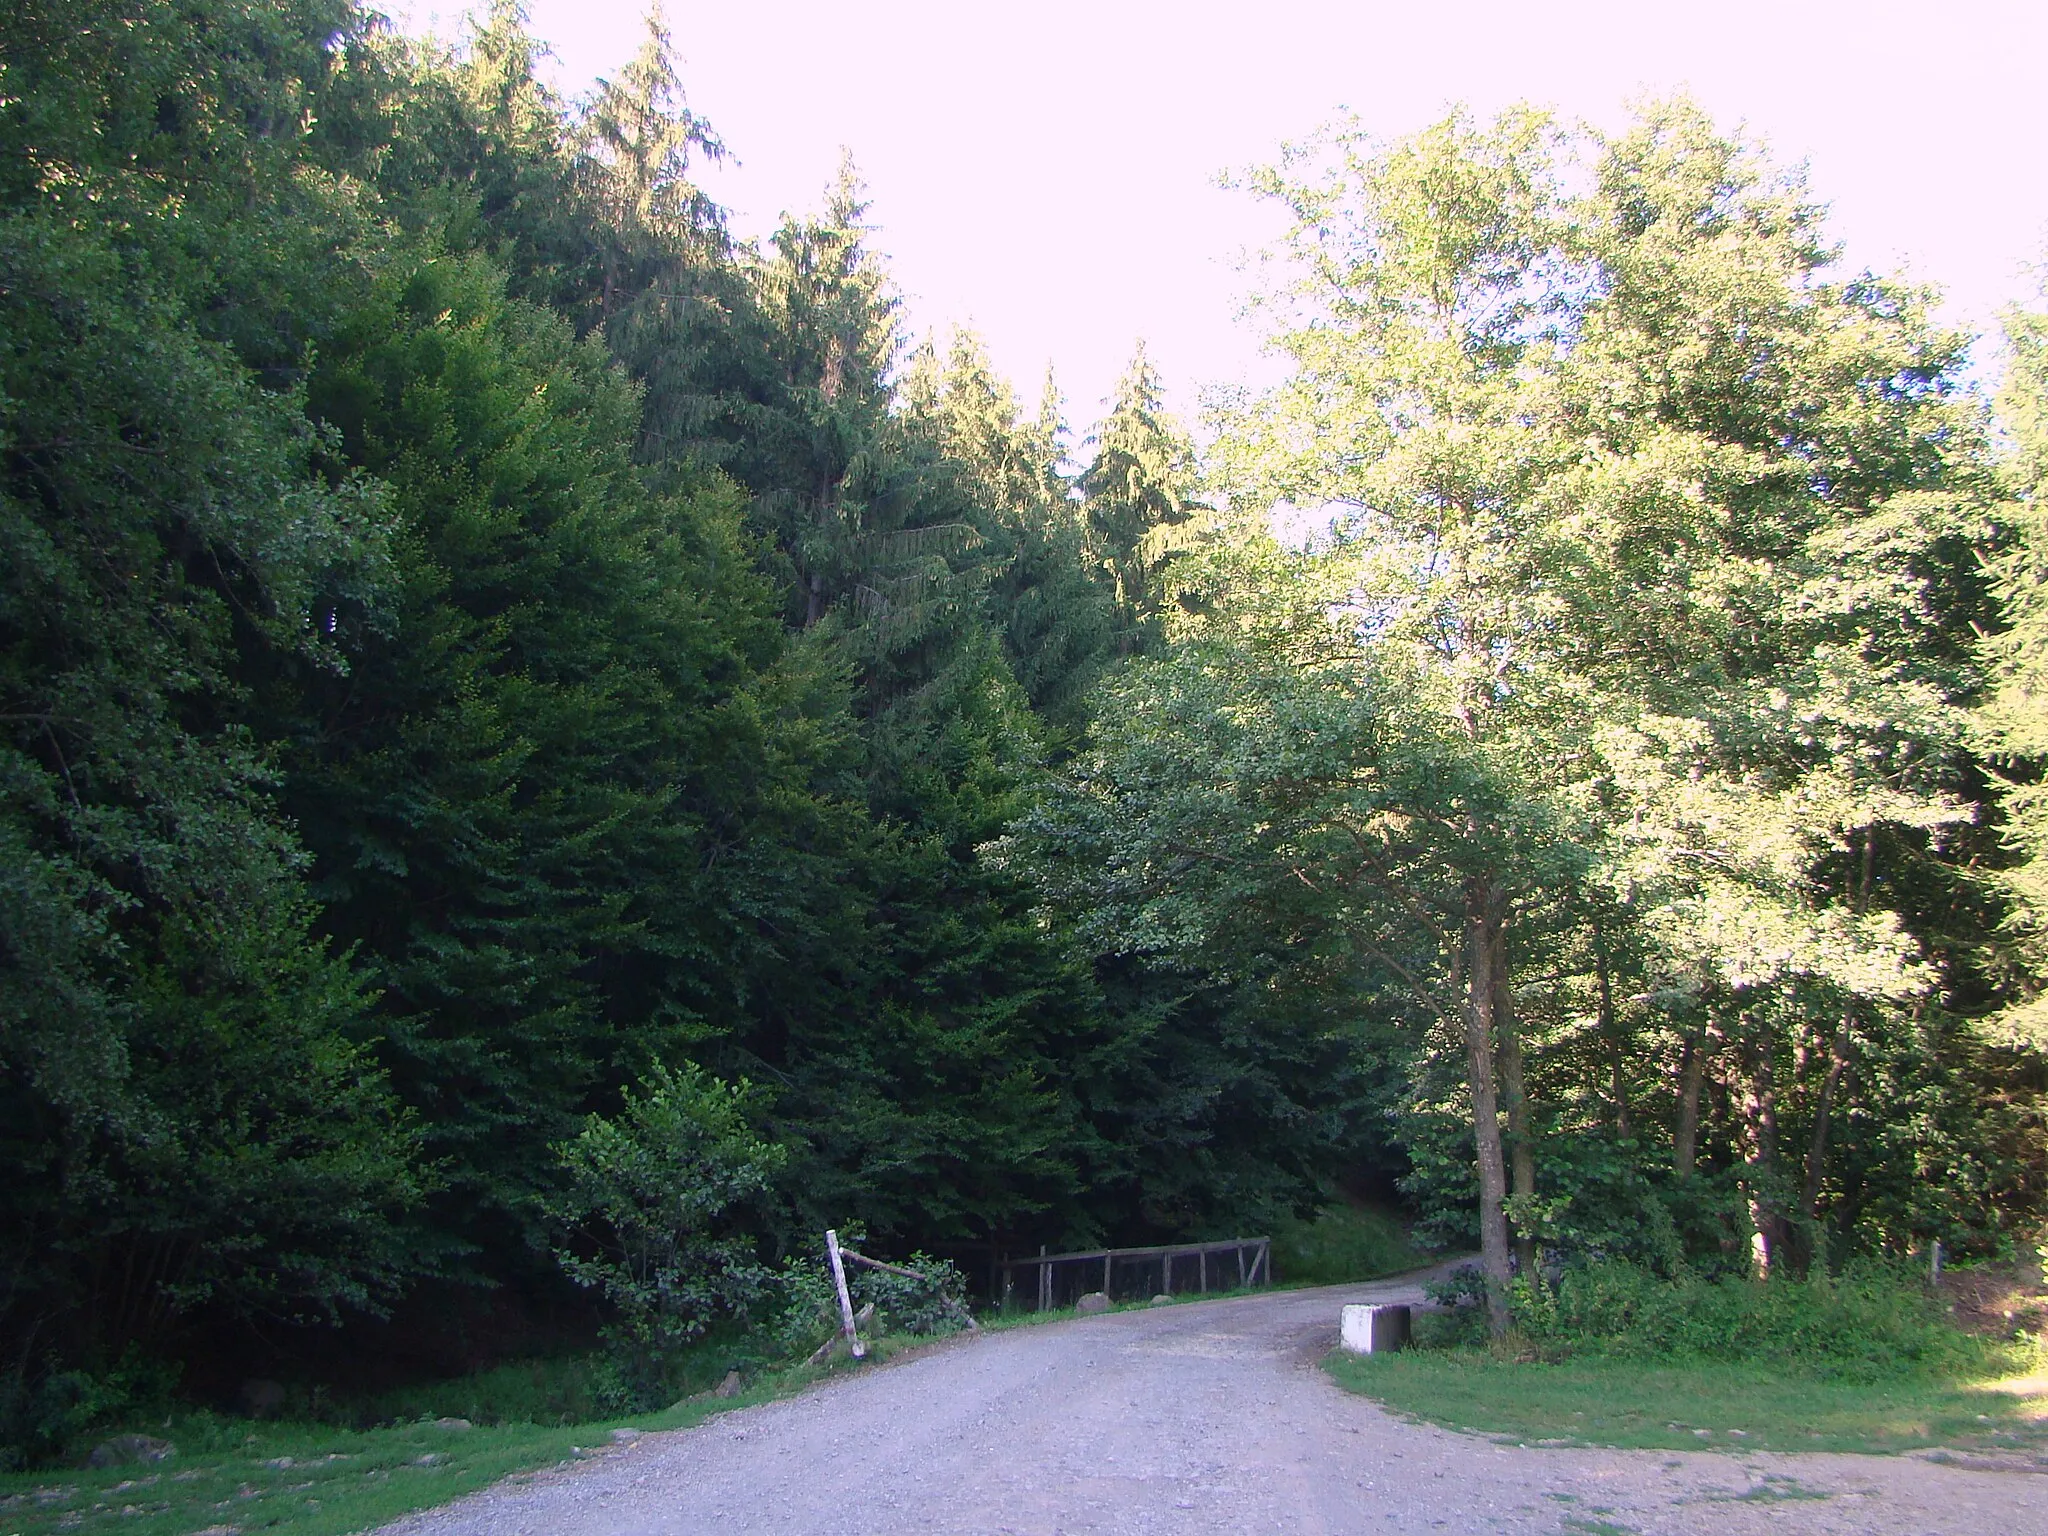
xmin=1074 ymin=1292 xmax=1111 ymax=1315
xmin=1149 ymin=1294 xmax=1173 ymax=1307
xmin=713 ymin=1370 xmax=743 ymax=1399
xmin=608 ymin=1428 xmax=642 ymax=1443
xmin=87 ymin=1435 xmax=174 ymax=1469
xmin=432 ymin=1417 xmax=473 ymax=1431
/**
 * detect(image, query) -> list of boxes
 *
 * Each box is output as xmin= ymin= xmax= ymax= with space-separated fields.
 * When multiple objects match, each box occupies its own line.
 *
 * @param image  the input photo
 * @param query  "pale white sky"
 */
xmin=392 ymin=0 xmax=2048 ymax=430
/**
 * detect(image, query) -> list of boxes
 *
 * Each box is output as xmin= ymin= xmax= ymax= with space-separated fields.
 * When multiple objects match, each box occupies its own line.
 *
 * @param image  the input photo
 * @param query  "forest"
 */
xmin=4 ymin=0 xmax=2046 ymax=1462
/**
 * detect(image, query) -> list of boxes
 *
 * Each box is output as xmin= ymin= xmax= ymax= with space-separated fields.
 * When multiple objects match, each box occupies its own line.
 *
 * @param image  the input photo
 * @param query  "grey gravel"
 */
xmin=375 ymin=1274 xmax=2047 ymax=1535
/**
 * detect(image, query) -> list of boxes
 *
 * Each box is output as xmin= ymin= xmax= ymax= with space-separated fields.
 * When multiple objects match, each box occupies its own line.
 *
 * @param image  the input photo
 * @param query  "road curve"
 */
xmin=378 ymin=1273 xmax=2042 ymax=1535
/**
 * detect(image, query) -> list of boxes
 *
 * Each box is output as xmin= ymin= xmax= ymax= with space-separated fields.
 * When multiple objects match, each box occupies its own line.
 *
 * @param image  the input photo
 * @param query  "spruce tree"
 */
xmin=1079 ymin=344 xmax=1202 ymax=656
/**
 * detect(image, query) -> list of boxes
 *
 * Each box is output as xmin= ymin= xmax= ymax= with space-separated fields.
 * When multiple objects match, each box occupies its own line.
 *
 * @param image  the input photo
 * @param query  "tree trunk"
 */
xmin=1675 ymin=1033 xmax=1707 ymax=1177
xmin=1493 ymin=921 xmax=1537 ymax=1282
xmin=1735 ymin=1013 xmax=1789 ymax=1279
xmin=1593 ymin=919 xmax=1630 ymax=1136
xmin=1795 ymin=1013 xmax=1853 ymax=1275
xmin=1463 ymin=877 xmax=1513 ymax=1336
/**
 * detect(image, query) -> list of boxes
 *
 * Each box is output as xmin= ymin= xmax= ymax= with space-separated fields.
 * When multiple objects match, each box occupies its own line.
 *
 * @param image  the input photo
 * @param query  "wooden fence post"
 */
xmin=825 ymin=1229 xmax=865 ymax=1360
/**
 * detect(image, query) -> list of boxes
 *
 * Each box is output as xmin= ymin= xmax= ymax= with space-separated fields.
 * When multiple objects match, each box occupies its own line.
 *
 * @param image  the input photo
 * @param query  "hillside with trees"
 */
xmin=3 ymin=0 xmax=2045 ymax=1460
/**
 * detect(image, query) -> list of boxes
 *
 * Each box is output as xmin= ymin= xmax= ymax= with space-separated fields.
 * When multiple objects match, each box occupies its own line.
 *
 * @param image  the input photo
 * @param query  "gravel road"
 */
xmin=377 ymin=1273 xmax=2046 ymax=1535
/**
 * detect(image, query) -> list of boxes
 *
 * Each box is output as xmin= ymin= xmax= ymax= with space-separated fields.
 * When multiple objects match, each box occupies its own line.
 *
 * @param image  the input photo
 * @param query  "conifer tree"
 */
xmin=1079 ymin=344 xmax=1202 ymax=655
xmin=903 ymin=330 xmax=1115 ymax=722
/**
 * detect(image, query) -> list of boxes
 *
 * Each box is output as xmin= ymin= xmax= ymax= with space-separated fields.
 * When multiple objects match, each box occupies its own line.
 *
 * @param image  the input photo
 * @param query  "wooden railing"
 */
xmin=999 ymin=1237 xmax=1271 ymax=1311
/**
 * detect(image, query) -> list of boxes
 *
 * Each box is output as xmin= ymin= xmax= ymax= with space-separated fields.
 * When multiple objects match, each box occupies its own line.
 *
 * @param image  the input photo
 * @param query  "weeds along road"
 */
xmin=377 ymin=1275 xmax=2039 ymax=1536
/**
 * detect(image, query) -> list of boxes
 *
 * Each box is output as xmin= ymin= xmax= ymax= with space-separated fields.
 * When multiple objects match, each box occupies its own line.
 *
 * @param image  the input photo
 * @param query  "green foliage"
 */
xmin=1980 ymin=278 xmax=2048 ymax=1045
xmin=287 ymin=250 xmax=802 ymax=1246
xmin=1504 ymin=1262 xmax=1982 ymax=1380
xmin=548 ymin=1066 xmax=784 ymax=1406
xmin=1030 ymin=96 xmax=2023 ymax=1315
xmin=1270 ymin=1206 xmax=1424 ymax=1285
xmin=7 ymin=0 xmax=2048 ymax=1477
xmin=774 ymin=1243 xmax=973 ymax=1355
xmin=1078 ymin=343 xmax=1202 ymax=656
xmin=0 ymin=207 xmax=422 ymax=1432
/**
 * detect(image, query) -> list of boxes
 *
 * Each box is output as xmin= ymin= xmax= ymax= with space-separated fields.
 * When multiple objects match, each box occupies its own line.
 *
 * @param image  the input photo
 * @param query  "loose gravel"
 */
xmin=375 ymin=1274 xmax=2047 ymax=1535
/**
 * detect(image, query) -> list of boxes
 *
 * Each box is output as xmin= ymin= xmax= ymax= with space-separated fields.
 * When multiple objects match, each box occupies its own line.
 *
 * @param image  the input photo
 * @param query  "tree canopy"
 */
xmin=2 ymin=0 xmax=2044 ymax=1445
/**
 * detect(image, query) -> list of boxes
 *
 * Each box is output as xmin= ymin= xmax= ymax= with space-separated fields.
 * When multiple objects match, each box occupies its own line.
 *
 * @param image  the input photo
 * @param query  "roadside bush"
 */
xmin=1505 ymin=1262 xmax=1983 ymax=1379
xmin=775 ymin=1241 xmax=973 ymax=1355
xmin=0 ymin=1347 xmax=185 ymax=1470
xmin=546 ymin=1065 xmax=785 ymax=1410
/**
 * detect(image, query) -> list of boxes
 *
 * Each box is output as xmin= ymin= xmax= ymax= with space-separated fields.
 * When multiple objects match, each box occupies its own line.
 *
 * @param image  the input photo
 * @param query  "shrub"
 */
xmin=775 ymin=1240 xmax=973 ymax=1355
xmin=546 ymin=1065 xmax=785 ymax=1409
xmin=1505 ymin=1261 xmax=1982 ymax=1380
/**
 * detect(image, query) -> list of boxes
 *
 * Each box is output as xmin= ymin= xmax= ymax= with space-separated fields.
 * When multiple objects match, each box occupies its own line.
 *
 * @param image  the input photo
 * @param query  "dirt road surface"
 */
xmin=378 ymin=1274 xmax=2046 ymax=1535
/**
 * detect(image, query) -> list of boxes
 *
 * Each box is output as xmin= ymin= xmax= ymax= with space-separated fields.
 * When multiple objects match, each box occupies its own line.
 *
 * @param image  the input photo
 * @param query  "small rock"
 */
xmin=1074 ymin=1291 xmax=1111 ymax=1315
xmin=262 ymin=1457 xmax=294 ymax=1470
xmin=411 ymin=1453 xmax=443 ymax=1467
xmin=608 ymin=1428 xmax=642 ymax=1444
xmin=1150 ymin=1294 xmax=1173 ymax=1307
xmin=432 ymin=1417 xmax=472 ymax=1431
xmin=191 ymin=1527 xmax=241 ymax=1535
xmin=87 ymin=1436 xmax=174 ymax=1470
xmin=1727 ymin=1429 xmax=1748 ymax=1437
xmin=239 ymin=1379 xmax=287 ymax=1419
xmin=713 ymin=1370 xmax=743 ymax=1399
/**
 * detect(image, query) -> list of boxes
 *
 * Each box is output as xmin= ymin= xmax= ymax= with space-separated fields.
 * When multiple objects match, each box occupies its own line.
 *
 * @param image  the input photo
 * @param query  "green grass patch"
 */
xmin=0 ymin=1333 xmax=948 ymax=1536
xmin=1324 ymin=1348 xmax=2048 ymax=1455
xmin=1271 ymin=1205 xmax=1425 ymax=1286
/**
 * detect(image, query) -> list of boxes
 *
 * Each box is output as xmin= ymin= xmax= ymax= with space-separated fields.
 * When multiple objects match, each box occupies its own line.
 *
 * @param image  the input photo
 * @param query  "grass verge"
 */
xmin=1324 ymin=1348 xmax=2048 ymax=1455
xmin=0 ymin=1335 xmax=944 ymax=1536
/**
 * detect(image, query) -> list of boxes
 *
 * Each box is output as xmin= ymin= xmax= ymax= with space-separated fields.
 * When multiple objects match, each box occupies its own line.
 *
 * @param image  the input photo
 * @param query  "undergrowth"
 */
xmin=1328 ymin=1259 xmax=2048 ymax=1454
xmin=1426 ymin=1260 xmax=1992 ymax=1378
xmin=1270 ymin=1205 xmax=1425 ymax=1286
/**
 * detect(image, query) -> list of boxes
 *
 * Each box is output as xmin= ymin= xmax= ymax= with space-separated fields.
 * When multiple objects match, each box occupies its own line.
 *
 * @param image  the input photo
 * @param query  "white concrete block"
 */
xmin=1339 ymin=1303 xmax=1411 ymax=1354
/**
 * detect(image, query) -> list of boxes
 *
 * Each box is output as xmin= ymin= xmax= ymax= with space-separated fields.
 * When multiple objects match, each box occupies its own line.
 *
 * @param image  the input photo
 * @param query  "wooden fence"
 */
xmin=999 ymin=1237 xmax=1271 ymax=1311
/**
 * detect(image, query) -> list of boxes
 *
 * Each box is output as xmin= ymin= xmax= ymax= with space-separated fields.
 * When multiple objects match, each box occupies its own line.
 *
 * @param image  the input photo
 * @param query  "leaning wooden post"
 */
xmin=825 ymin=1229 xmax=865 ymax=1360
